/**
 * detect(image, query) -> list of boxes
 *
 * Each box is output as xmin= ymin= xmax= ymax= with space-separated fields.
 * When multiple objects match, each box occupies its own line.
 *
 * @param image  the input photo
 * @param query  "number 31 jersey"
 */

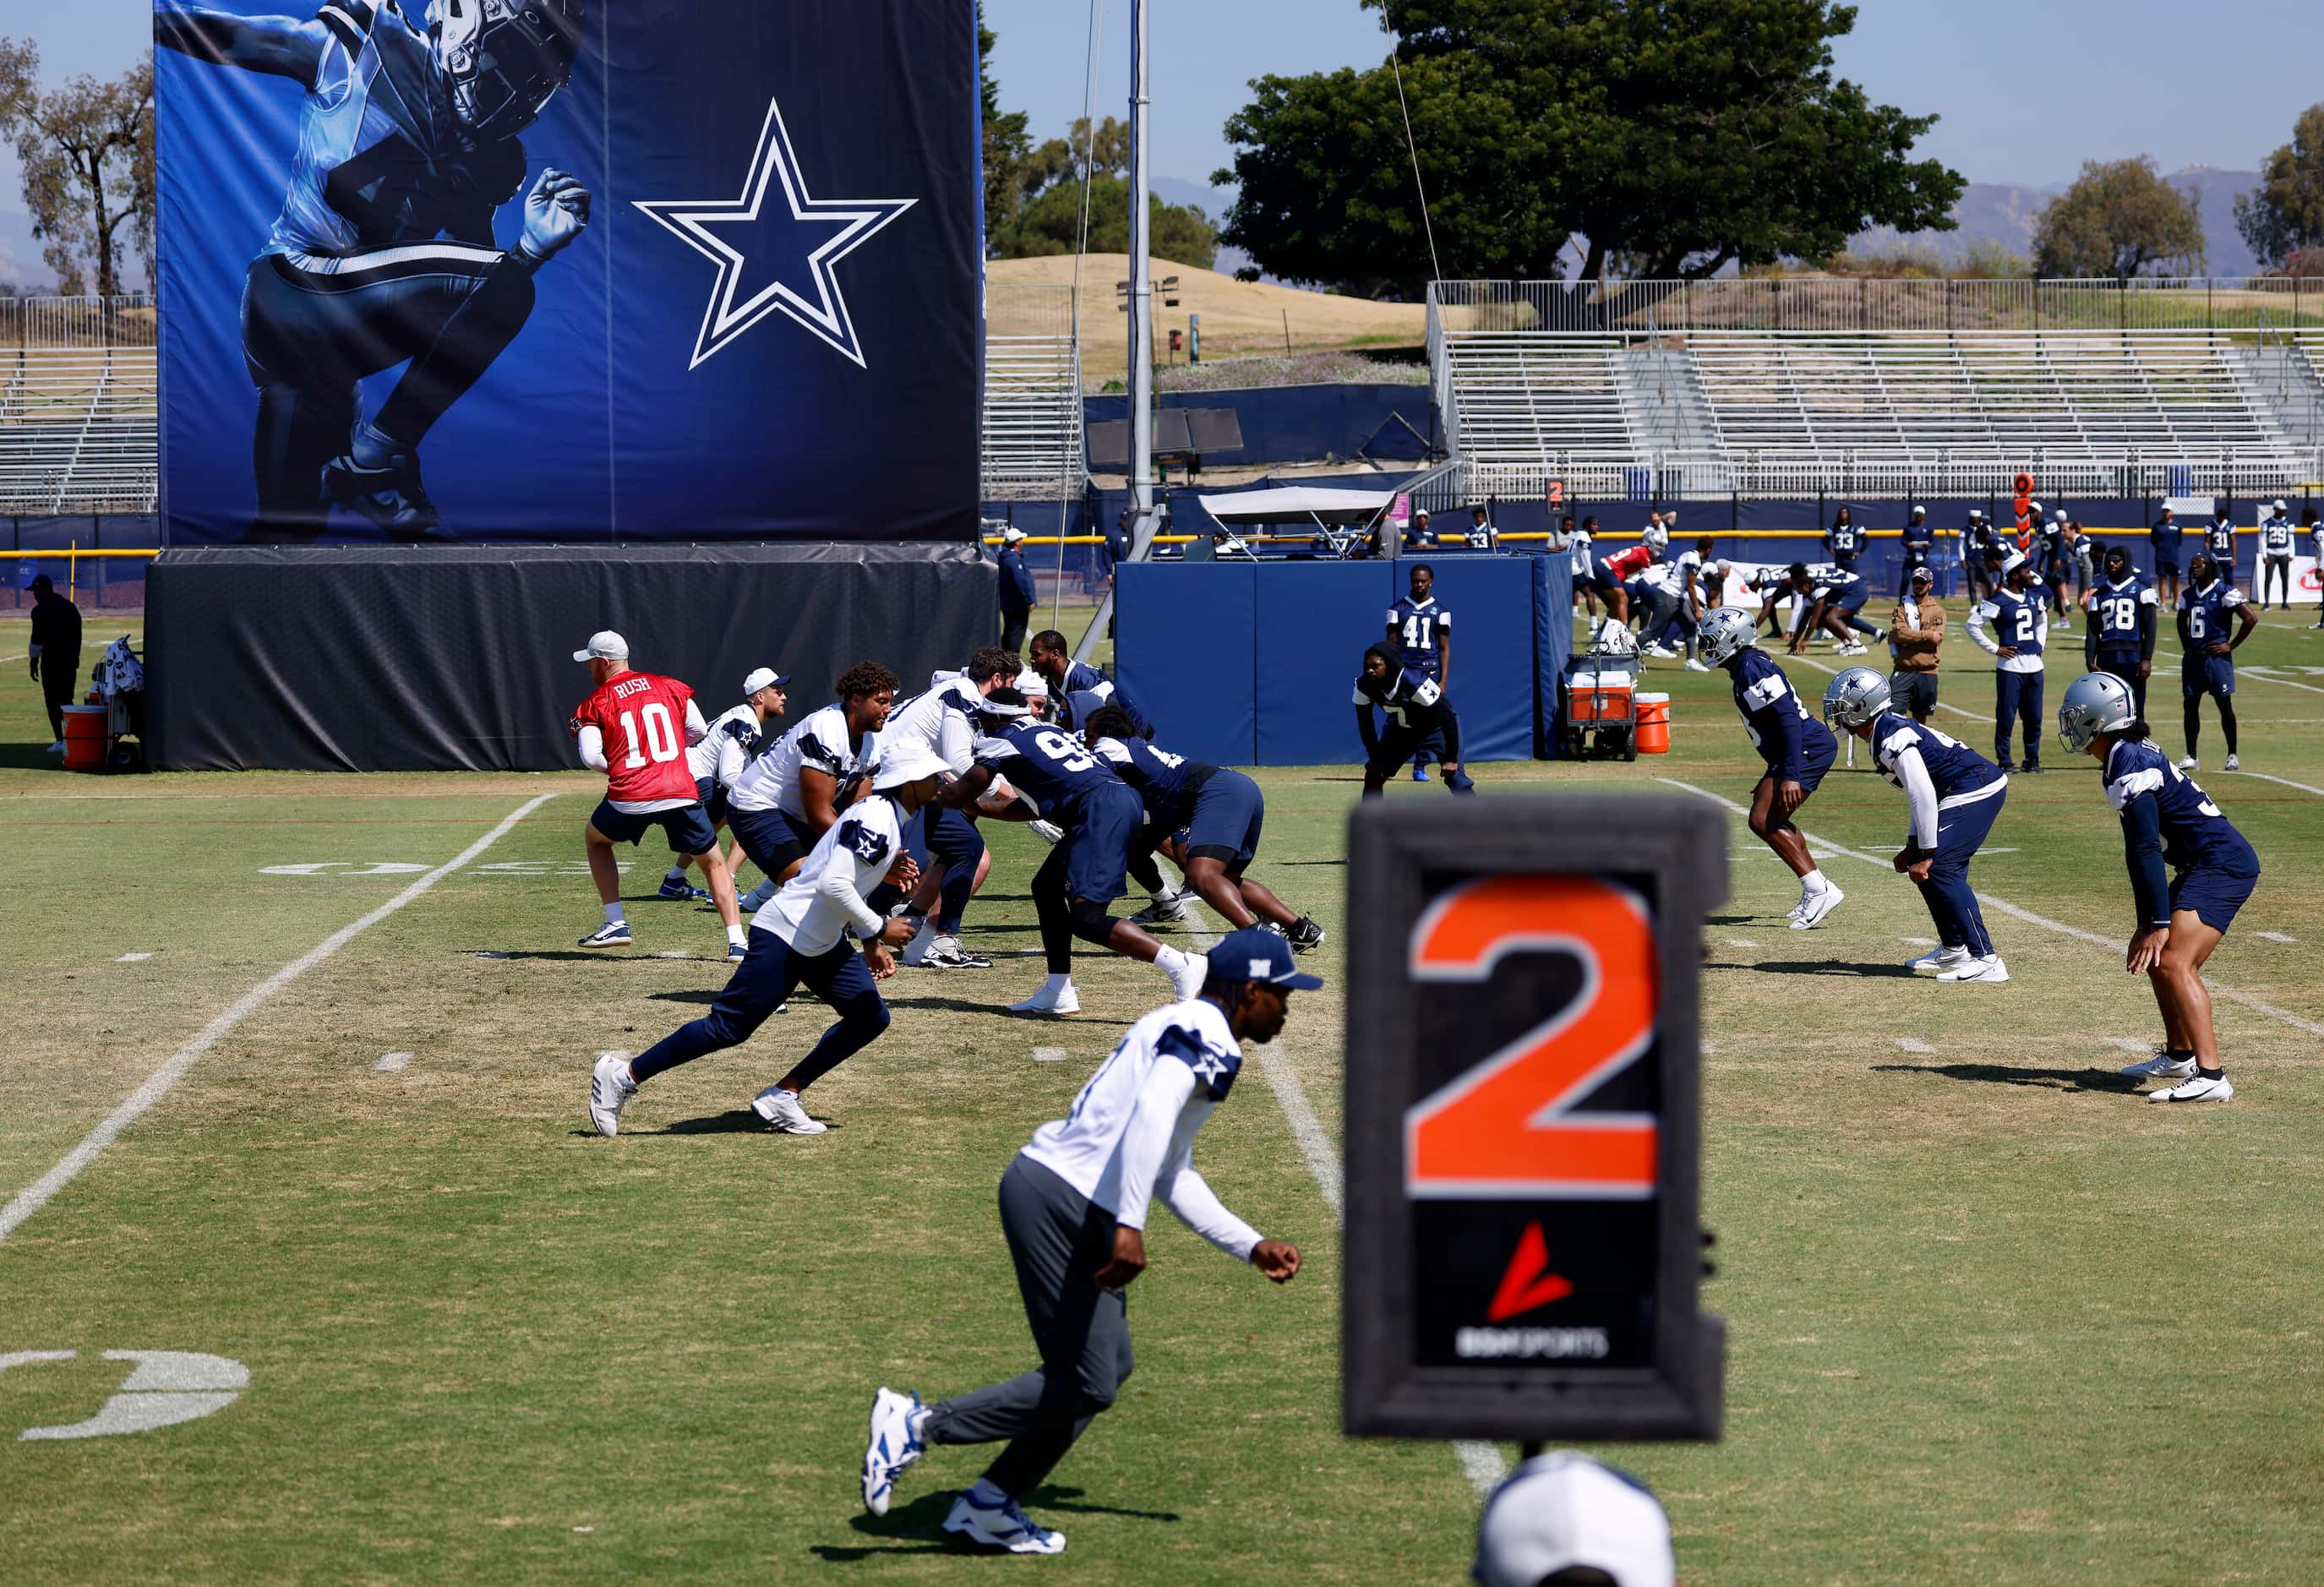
xmin=572 ymin=672 xmax=700 ymax=804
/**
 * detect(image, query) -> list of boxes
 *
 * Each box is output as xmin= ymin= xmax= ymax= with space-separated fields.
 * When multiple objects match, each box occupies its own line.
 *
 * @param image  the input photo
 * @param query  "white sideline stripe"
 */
xmin=2237 ymin=668 xmax=2324 ymax=696
xmin=1782 ymin=650 xmax=1985 ymax=723
xmin=1895 ymin=1037 xmax=1938 ymax=1054
xmin=374 ymin=1052 xmax=413 ymax=1072
xmin=2256 ymin=931 xmax=2299 ymax=944
xmin=0 ymin=793 xmax=555 ymax=1244
xmin=116 ymin=952 xmax=154 ymax=963
xmin=1182 ymin=902 xmax=1508 ymax=1496
xmin=1030 ymin=1046 xmax=1068 ymax=1063
xmin=1726 ymin=937 xmax=1759 ymax=948
xmin=2223 ymin=769 xmax=2324 ymax=799
xmin=1656 ymin=777 xmax=2324 ymax=1040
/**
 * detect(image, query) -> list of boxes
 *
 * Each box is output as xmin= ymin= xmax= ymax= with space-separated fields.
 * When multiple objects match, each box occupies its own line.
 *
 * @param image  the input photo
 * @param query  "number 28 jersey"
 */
xmin=571 ymin=672 xmax=700 ymax=805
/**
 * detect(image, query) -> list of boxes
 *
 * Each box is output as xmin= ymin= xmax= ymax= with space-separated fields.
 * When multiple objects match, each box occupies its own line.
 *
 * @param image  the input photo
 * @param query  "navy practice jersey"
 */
xmin=2204 ymin=521 xmax=2237 ymax=559
xmin=1093 ymin=735 xmax=1214 ymax=825
xmin=974 ymin=719 xmax=1129 ymax=819
xmin=1388 ymin=593 xmax=1451 ymax=676
xmin=1355 ymin=666 xmax=1454 ymax=731
xmin=1825 ymin=521 xmax=1863 ymax=564
xmin=2103 ymin=738 xmax=2257 ymax=872
xmin=1814 ymin=568 xmax=1869 ymax=607
xmin=2090 ymin=573 xmax=2158 ymax=648
xmin=1977 ymin=583 xmax=2050 ymax=657
xmin=1054 ymin=659 xmax=1149 ymax=737
xmin=1966 ymin=519 xmax=2000 ymax=554
xmin=1901 ymin=519 xmax=1934 ymax=559
xmin=268 ymin=0 xmax=520 ymax=258
xmin=2151 ymin=516 xmax=2184 ymax=550
xmin=1870 ymin=714 xmax=2002 ymax=802
xmin=2179 ymin=578 xmax=2247 ymax=650
xmin=1729 ymin=648 xmax=1836 ymax=777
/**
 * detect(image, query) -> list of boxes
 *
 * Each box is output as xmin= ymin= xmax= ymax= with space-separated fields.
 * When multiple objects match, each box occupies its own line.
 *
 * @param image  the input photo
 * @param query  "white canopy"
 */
xmin=1194 ymin=486 xmax=1397 ymax=526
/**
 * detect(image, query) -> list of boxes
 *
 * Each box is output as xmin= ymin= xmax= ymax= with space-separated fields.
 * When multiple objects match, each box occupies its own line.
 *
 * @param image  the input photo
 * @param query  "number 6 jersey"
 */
xmin=570 ymin=670 xmax=703 ymax=807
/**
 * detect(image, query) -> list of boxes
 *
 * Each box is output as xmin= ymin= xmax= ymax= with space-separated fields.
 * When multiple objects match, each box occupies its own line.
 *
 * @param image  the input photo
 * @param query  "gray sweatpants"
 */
xmin=922 ymin=1153 xmax=1135 ymax=1497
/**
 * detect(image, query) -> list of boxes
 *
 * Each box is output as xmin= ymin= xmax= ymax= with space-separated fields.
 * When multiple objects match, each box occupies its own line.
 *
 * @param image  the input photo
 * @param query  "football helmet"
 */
xmin=1641 ymin=522 xmax=1670 ymax=553
xmin=2058 ymin=671 xmax=2136 ymax=754
xmin=1820 ymin=665 xmax=1890 ymax=730
xmin=1694 ymin=605 xmax=1758 ymax=666
xmin=430 ymin=0 xmax=584 ymax=141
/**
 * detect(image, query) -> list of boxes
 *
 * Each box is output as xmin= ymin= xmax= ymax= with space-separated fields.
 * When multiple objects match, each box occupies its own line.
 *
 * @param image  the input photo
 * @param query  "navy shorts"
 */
xmin=2093 ymin=646 xmax=2146 ymax=678
xmin=590 ymin=799 xmax=718 ymax=856
xmin=2151 ymin=548 xmax=2179 ymax=578
xmin=1589 ymin=558 xmax=1624 ymax=595
xmin=1185 ymin=768 xmax=1265 ymax=872
xmin=694 ymin=776 xmax=729 ymax=826
xmin=728 ymin=804 xmax=815 ymax=878
xmin=1057 ymin=783 xmax=1144 ymax=903
xmin=2181 ymin=652 xmax=2236 ymax=701
xmin=2170 ymin=861 xmax=2260 ymax=934
xmin=1766 ymin=730 xmax=1838 ymax=798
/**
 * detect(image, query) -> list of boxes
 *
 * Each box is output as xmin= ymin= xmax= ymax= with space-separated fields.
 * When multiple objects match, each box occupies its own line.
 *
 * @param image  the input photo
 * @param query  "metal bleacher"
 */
xmin=981 ymin=283 xmax=1086 ymax=503
xmin=1428 ymin=277 xmax=2324 ymax=500
xmin=0 ymin=297 xmax=159 ymax=516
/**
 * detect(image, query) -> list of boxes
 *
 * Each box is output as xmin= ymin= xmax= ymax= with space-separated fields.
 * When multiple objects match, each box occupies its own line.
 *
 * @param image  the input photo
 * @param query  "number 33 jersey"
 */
xmin=571 ymin=671 xmax=701 ymax=805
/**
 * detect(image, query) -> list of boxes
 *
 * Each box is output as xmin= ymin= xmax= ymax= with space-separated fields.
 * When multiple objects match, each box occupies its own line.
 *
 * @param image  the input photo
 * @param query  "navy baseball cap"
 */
xmin=1206 ymin=927 xmax=1323 ymax=990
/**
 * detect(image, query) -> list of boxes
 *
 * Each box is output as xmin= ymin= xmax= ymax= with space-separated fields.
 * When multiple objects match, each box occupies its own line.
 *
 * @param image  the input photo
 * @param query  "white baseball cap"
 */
xmin=2053 ymin=509 xmax=2068 ymax=522
xmin=573 ymin=630 xmax=629 ymax=663
xmin=873 ymin=748 xmax=951 ymax=790
xmin=1968 ymin=509 xmax=1986 ymax=521
xmin=742 ymin=667 xmax=787 ymax=695
xmin=1911 ymin=504 xmax=1926 ymax=515
xmin=1999 ymin=549 xmax=2028 ymax=572
xmin=1474 ymin=1453 xmax=1675 ymax=1587
xmin=1001 ymin=526 xmax=1026 ymax=543
xmin=2274 ymin=499 xmax=2288 ymax=512
xmin=1015 ymin=666 xmax=1049 ymax=699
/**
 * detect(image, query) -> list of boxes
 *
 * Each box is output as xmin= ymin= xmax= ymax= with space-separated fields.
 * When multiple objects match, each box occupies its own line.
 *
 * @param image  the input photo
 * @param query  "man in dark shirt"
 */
xmin=26 ymin=573 xmax=83 ymax=754
xmin=997 ymin=526 xmax=1037 ymax=655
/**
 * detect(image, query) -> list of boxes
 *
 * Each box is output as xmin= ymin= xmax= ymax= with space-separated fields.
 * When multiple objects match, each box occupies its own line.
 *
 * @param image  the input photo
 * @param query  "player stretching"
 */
xmin=2059 ymin=674 xmax=2261 ymax=1102
xmin=859 ymin=929 xmax=1312 ymax=1553
xmin=1696 ymin=607 xmax=1844 ymax=930
xmin=943 ymin=690 xmax=1208 ymax=1016
xmin=588 ymin=751 xmax=947 ymax=1138
xmin=1083 ymin=705 xmax=1325 ymax=950
xmin=568 ymin=632 xmax=745 ymax=956
xmin=2175 ymin=552 xmax=2258 ymax=772
xmin=1823 ymin=668 xmax=2011 ymax=984
xmin=658 ymin=666 xmax=785 ymax=902
xmin=1355 ymin=644 xmax=1476 ymax=795
xmin=730 ymin=663 xmax=899 ymax=909
xmin=158 ymin=0 xmax=587 ymax=539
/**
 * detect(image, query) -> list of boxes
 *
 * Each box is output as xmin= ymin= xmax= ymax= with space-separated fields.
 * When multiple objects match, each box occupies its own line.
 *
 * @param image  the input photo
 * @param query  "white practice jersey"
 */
xmin=869 ymin=676 xmax=983 ymax=777
xmin=685 ymin=702 xmax=761 ymax=787
xmin=1020 ymin=998 xmax=1262 ymax=1259
xmin=754 ymin=792 xmax=903 ymax=955
xmin=728 ymin=704 xmax=869 ymax=816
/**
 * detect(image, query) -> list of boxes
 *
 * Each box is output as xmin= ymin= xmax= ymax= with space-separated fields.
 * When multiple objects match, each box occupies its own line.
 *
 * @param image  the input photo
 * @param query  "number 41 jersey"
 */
xmin=571 ymin=671 xmax=700 ymax=805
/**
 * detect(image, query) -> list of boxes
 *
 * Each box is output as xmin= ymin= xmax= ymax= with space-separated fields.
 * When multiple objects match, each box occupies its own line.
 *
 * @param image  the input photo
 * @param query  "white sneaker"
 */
xmin=1937 ymin=954 xmax=2009 ymax=984
xmin=1009 ymin=980 xmax=1080 ymax=1017
xmin=1130 ymin=890 xmax=1192 ymax=925
xmin=44 ymin=739 xmax=64 ymax=754
xmin=1684 ymin=657 xmax=1711 ymax=672
xmin=925 ymin=936 xmax=994 ymax=969
xmin=1837 ymin=641 xmax=1868 ymax=656
xmin=899 ymin=914 xmax=937 ymax=967
xmin=578 ymin=919 xmax=632 ymax=948
xmin=2120 ymin=1050 xmax=2197 ymax=1081
xmin=750 ymin=1086 xmax=827 ymax=1134
xmin=1642 ymin=643 xmax=1679 ymax=659
xmin=1165 ymin=951 xmax=1207 ymax=1002
xmin=861 ymin=1388 xmax=925 ymax=1517
xmin=1907 ymin=944 xmax=1969 ymax=973
xmin=1028 ymin=820 xmax=1064 ymax=845
xmin=588 ymin=1054 xmax=636 ymax=1137
xmin=2148 ymin=1072 xmax=2233 ymax=1104
xmin=2224 ymin=754 xmax=2240 ymax=772
xmin=1789 ymin=884 xmax=1845 ymax=930
xmin=2176 ymin=756 xmax=2198 ymax=772
xmin=941 ymin=1492 xmax=1066 ymax=1555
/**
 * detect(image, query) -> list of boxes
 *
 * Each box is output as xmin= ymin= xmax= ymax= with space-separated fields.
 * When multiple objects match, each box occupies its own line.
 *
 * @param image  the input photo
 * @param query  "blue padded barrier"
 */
xmin=1253 ymin=560 xmax=1395 ymax=766
xmin=1407 ymin=557 xmax=1536 ymax=763
xmin=1114 ymin=561 xmax=1256 ymax=766
xmin=1531 ymin=555 xmax=1574 ymax=758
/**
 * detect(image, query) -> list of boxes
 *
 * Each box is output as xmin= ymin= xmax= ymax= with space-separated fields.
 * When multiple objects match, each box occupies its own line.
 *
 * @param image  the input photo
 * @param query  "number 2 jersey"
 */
xmin=570 ymin=671 xmax=701 ymax=807
xmin=1728 ymin=648 xmax=1837 ymax=779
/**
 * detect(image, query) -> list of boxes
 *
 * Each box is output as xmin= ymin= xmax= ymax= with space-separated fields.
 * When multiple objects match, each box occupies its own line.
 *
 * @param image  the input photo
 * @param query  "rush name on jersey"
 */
xmin=572 ymin=671 xmax=699 ymax=804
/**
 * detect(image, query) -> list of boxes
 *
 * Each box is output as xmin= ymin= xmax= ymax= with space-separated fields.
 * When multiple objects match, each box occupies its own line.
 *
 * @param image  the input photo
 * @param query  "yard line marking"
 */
xmin=2223 ymin=769 xmax=2324 ymax=799
xmin=1030 ymin=1046 xmax=1068 ymax=1063
xmin=1182 ymin=899 xmax=1508 ymax=1496
xmin=1726 ymin=937 xmax=1759 ymax=948
xmin=0 ymin=793 xmax=556 ymax=1245
xmin=2256 ymin=931 xmax=2298 ymax=944
xmin=2237 ymin=667 xmax=2324 ymax=696
xmin=1656 ymin=777 xmax=2324 ymax=1039
xmin=116 ymin=952 xmax=154 ymax=963
xmin=1895 ymin=1037 xmax=1938 ymax=1054
xmin=1783 ymin=651 xmax=1985 ymax=722
xmin=374 ymin=1052 xmax=413 ymax=1072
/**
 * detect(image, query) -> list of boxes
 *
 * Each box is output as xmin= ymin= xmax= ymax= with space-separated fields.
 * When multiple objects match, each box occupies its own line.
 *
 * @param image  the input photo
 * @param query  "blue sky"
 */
xmin=8 ymin=1 xmax=2323 ymax=221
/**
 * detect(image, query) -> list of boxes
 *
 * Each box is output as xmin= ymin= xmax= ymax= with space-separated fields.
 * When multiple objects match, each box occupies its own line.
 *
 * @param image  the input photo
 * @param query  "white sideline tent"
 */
xmin=1194 ymin=486 xmax=1397 ymax=527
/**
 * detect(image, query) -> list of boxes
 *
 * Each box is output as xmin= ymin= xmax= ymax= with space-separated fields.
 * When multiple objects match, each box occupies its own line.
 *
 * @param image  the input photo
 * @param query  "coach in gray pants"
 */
xmin=859 ymin=929 xmax=1316 ymax=1554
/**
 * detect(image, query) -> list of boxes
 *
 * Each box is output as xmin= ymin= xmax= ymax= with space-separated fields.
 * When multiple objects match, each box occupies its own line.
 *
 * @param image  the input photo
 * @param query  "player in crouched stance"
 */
xmin=859 ymin=929 xmax=1314 ymax=1553
xmin=587 ymin=751 xmax=947 ymax=1138
xmin=1695 ymin=606 xmax=1844 ymax=929
xmin=1822 ymin=667 xmax=2010 ymax=984
xmin=2059 ymin=674 xmax=2261 ymax=1102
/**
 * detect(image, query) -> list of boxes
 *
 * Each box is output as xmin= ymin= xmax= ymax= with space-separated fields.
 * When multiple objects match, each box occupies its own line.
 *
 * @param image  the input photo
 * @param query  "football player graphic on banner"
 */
xmin=157 ymin=0 xmax=589 ymax=541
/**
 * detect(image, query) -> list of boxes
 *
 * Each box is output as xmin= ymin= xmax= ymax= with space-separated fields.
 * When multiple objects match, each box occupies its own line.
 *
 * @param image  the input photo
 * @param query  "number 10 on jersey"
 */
xmin=1343 ymin=796 xmax=1727 ymax=1442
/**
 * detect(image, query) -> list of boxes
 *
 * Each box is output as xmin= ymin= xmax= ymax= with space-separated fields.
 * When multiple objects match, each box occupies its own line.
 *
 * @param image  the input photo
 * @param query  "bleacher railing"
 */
xmin=0 ymin=295 xmax=159 ymax=348
xmin=983 ymin=281 xmax=1086 ymax=503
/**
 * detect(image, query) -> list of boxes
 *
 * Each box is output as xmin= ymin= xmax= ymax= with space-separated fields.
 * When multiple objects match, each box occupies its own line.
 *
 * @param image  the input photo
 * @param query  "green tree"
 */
xmin=0 ymin=39 xmax=153 ymax=297
xmin=2032 ymin=157 xmax=2205 ymax=281
xmin=979 ymin=8 xmax=1034 ymax=246
xmin=991 ymin=175 xmax=1218 ymax=269
xmin=1213 ymin=0 xmax=1961 ymax=297
xmin=2234 ymin=104 xmax=2324 ymax=270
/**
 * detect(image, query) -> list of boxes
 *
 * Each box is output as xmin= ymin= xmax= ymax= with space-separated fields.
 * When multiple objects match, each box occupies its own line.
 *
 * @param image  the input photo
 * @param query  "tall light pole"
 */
xmin=1126 ymin=0 xmax=1154 ymax=557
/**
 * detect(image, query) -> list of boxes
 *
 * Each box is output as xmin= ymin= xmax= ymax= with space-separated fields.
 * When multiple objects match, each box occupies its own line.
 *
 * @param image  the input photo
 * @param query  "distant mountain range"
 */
xmin=1858 ymin=166 xmax=2265 ymax=276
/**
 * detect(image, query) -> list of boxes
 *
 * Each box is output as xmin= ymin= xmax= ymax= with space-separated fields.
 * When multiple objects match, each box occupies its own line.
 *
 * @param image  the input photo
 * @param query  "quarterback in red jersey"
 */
xmin=570 ymin=630 xmax=746 ymax=957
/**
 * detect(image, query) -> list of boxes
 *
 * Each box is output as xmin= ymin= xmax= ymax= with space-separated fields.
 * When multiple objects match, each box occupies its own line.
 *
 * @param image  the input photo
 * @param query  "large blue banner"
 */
xmin=154 ymin=0 xmax=980 ymax=545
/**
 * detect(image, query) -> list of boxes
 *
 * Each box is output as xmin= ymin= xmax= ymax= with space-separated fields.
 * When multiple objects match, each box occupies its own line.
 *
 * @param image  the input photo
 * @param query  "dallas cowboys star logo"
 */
xmin=634 ymin=95 xmax=914 ymax=369
xmin=1189 ymin=1052 xmax=1229 ymax=1088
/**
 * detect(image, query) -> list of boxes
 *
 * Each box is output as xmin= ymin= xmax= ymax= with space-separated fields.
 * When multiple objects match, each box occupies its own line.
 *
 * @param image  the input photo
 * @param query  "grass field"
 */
xmin=3 ymin=609 xmax=2323 ymax=1584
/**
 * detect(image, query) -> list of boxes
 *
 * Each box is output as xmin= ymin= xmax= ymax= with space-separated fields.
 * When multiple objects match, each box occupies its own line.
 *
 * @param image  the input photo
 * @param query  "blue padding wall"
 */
xmin=1086 ymin=384 xmax=1436 ymax=467
xmin=1415 ymin=558 xmax=1538 ymax=762
xmin=1253 ymin=560 xmax=1394 ymax=765
xmin=1114 ymin=562 xmax=1256 ymax=766
xmin=1531 ymin=555 xmax=1574 ymax=758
